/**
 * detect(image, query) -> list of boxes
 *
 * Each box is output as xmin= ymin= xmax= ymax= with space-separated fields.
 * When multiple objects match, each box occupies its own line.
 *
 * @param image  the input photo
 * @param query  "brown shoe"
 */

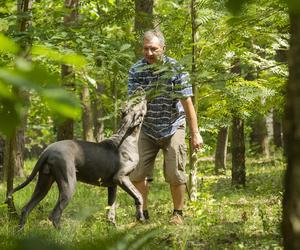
xmin=169 ymin=213 xmax=184 ymax=225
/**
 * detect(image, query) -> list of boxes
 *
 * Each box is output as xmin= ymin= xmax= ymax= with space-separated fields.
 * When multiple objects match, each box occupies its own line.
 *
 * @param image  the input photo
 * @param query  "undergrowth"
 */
xmin=0 ymin=155 xmax=284 ymax=249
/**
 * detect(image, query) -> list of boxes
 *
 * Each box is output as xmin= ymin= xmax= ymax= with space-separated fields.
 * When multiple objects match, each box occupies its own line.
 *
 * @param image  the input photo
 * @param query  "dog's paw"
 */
xmin=135 ymin=213 xmax=146 ymax=223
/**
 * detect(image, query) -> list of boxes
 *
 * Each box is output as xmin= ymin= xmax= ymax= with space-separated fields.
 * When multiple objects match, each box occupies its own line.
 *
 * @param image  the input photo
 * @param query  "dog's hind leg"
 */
xmin=107 ymin=186 xmax=117 ymax=225
xmin=19 ymin=173 xmax=54 ymax=230
xmin=49 ymin=165 xmax=76 ymax=229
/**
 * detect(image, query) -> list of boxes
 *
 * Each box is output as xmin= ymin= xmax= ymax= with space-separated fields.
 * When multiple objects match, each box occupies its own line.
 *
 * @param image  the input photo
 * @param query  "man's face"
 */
xmin=143 ymin=36 xmax=165 ymax=64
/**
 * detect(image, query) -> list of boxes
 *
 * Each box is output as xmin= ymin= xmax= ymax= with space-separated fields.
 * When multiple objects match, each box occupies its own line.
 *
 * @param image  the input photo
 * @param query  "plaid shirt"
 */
xmin=128 ymin=55 xmax=193 ymax=139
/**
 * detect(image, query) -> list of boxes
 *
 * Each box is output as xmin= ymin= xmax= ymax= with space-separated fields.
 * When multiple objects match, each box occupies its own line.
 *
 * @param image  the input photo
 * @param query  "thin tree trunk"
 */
xmin=93 ymin=82 xmax=105 ymax=142
xmin=4 ymin=134 xmax=18 ymax=217
xmin=81 ymin=85 xmax=94 ymax=141
xmin=214 ymin=126 xmax=228 ymax=174
xmin=188 ymin=0 xmax=198 ymax=201
xmin=14 ymin=119 xmax=26 ymax=177
xmin=57 ymin=0 xmax=79 ymax=140
xmin=57 ymin=68 xmax=75 ymax=141
xmin=4 ymin=89 xmax=28 ymax=178
xmin=0 ymin=136 xmax=4 ymax=182
xmin=282 ymin=7 xmax=300 ymax=249
xmin=273 ymin=109 xmax=282 ymax=148
xmin=231 ymin=116 xmax=246 ymax=187
xmin=250 ymin=114 xmax=269 ymax=157
xmin=112 ymin=78 xmax=118 ymax=132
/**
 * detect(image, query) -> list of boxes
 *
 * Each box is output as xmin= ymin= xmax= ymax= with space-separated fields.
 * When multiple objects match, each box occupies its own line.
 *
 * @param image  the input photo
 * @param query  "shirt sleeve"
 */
xmin=172 ymin=68 xmax=193 ymax=99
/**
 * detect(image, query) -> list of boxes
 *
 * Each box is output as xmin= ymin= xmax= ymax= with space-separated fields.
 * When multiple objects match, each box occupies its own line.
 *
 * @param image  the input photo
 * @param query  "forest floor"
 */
xmin=0 ymin=154 xmax=284 ymax=250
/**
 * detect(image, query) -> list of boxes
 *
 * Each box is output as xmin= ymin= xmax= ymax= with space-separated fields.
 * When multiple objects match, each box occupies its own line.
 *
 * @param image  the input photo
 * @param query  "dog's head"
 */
xmin=121 ymin=90 xmax=147 ymax=128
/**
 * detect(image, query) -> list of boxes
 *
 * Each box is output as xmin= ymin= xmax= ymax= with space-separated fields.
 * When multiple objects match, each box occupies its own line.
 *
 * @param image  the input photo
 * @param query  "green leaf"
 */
xmin=0 ymin=80 xmax=14 ymax=99
xmin=0 ymin=19 xmax=9 ymax=32
xmin=0 ymin=33 xmax=19 ymax=54
xmin=32 ymin=45 xmax=87 ymax=68
xmin=31 ymin=45 xmax=62 ymax=61
xmin=42 ymin=88 xmax=81 ymax=119
xmin=0 ymin=68 xmax=41 ymax=91
xmin=120 ymin=43 xmax=131 ymax=52
xmin=63 ymin=53 xmax=87 ymax=68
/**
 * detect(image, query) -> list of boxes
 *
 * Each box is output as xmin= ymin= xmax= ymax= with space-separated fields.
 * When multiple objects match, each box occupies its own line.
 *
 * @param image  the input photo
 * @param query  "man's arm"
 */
xmin=180 ymin=97 xmax=203 ymax=150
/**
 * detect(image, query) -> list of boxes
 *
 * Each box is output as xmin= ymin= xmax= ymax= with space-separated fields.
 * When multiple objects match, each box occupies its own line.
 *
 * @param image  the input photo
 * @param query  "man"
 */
xmin=128 ymin=29 xmax=203 ymax=225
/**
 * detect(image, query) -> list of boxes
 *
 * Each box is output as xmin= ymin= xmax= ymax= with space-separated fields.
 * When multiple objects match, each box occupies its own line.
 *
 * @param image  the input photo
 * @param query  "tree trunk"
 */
xmin=4 ymin=0 xmax=33 ymax=214
xmin=93 ymin=82 xmax=105 ymax=142
xmin=4 ymin=0 xmax=33 ymax=203
xmin=112 ymin=78 xmax=118 ymax=132
xmin=14 ymin=121 xmax=26 ymax=177
xmin=134 ymin=0 xmax=154 ymax=57
xmin=4 ymin=134 xmax=18 ymax=217
xmin=231 ymin=116 xmax=246 ymax=187
xmin=0 ymin=136 xmax=4 ymax=182
xmin=81 ymin=85 xmax=94 ymax=141
xmin=57 ymin=0 xmax=79 ymax=140
xmin=273 ymin=109 xmax=282 ymax=148
xmin=214 ymin=126 xmax=228 ymax=174
xmin=250 ymin=114 xmax=269 ymax=157
xmin=282 ymin=8 xmax=300 ymax=249
xmin=188 ymin=0 xmax=198 ymax=201
xmin=134 ymin=0 xmax=154 ymax=32
xmin=7 ymin=0 xmax=34 ymax=178
xmin=57 ymin=66 xmax=75 ymax=141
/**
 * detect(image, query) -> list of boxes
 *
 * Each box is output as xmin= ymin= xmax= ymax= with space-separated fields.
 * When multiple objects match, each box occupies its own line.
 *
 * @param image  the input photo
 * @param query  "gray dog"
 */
xmin=8 ymin=94 xmax=147 ymax=229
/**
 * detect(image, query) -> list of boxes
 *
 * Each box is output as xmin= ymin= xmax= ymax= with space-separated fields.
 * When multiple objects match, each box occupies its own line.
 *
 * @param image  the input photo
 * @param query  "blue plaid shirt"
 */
xmin=128 ymin=55 xmax=193 ymax=139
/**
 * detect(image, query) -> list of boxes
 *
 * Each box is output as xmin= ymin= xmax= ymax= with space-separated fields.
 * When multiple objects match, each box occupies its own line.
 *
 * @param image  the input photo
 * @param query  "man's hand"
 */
xmin=190 ymin=131 xmax=203 ymax=151
xmin=180 ymin=97 xmax=204 ymax=151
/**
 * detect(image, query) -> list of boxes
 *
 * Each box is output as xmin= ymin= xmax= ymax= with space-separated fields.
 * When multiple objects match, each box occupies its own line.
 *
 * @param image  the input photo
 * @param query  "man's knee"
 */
xmin=165 ymin=170 xmax=187 ymax=185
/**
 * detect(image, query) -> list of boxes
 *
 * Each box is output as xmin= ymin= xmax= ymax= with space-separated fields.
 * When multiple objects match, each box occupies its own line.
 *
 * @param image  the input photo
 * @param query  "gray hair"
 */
xmin=143 ymin=29 xmax=165 ymax=46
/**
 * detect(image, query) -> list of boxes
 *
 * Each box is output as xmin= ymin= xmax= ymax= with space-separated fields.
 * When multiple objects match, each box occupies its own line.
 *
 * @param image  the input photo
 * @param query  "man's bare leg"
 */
xmin=170 ymin=184 xmax=185 ymax=210
xmin=169 ymin=184 xmax=185 ymax=224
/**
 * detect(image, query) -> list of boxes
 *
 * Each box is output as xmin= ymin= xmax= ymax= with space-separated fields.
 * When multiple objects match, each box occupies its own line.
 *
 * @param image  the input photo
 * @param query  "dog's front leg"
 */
xmin=113 ymin=174 xmax=145 ymax=222
xmin=107 ymin=186 xmax=117 ymax=225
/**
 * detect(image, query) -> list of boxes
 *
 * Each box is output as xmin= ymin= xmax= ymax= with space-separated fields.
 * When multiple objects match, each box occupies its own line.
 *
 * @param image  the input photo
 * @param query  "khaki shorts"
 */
xmin=130 ymin=126 xmax=187 ymax=185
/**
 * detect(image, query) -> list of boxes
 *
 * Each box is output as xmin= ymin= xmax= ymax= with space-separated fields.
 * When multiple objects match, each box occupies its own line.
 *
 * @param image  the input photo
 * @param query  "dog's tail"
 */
xmin=6 ymin=151 xmax=49 ymax=201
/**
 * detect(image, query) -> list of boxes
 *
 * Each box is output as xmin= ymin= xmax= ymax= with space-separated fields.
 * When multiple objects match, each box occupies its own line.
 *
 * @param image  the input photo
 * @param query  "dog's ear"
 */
xmin=130 ymin=88 xmax=146 ymax=106
xmin=131 ymin=87 xmax=146 ymax=100
xmin=120 ymin=101 xmax=129 ymax=118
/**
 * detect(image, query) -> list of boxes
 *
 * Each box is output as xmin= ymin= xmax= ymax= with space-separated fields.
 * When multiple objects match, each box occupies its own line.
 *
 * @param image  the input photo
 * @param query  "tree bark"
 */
xmin=6 ymin=0 xmax=34 ymax=178
xmin=4 ymin=134 xmax=18 ymax=217
xmin=134 ymin=0 xmax=154 ymax=57
xmin=188 ymin=0 xmax=198 ymax=201
xmin=4 ymin=0 xmax=33 ymax=214
xmin=250 ymin=114 xmax=269 ymax=157
xmin=134 ymin=0 xmax=154 ymax=33
xmin=112 ymin=78 xmax=118 ymax=132
xmin=93 ymin=82 xmax=105 ymax=142
xmin=273 ymin=109 xmax=282 ymax=148
xmin=0 ymin=136 xmax=4 ymax=182
xmin=231 ymin=116 xmax=246 ymax=187
xmin=214 ymin=126 xmax=228 ymax=174
xmin=282 ymin=8 xmax=300 ymax=249
xmin=81 ymin=85 xmax=94 ymax=141
xmin=57 ymin=66 xmax=74 ymax=141
xmin=57 ymin=0 xmax=79 ymax=141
